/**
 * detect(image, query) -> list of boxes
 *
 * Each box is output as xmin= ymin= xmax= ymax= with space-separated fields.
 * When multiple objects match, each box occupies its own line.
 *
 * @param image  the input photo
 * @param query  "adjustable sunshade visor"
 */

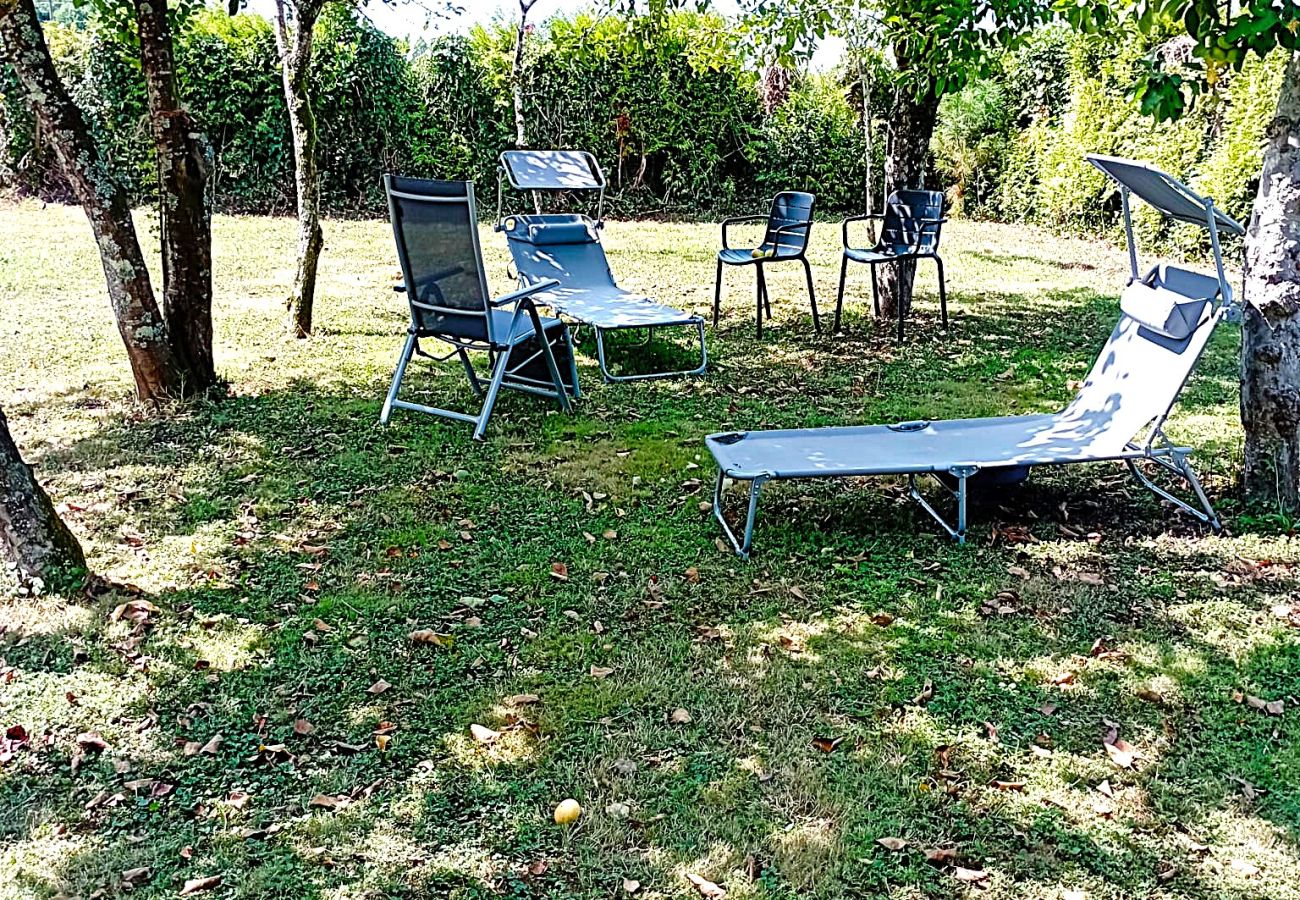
xmin=500 ymin=150 xmax=605 ymax=191
xmin=1085 ymin=154 xmax=1245 ymax=235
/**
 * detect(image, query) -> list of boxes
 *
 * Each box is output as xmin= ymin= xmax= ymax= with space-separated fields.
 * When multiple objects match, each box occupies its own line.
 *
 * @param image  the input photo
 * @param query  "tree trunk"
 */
xmin=877 ymin=76 xmax=940 ymax=323
xmin=512 ymin=0 xmax=535 ymax=148
xmin=134 ymin=0 xmax=216 ymax=390
xmin=0 ymin=404 xmax=86 ymax=592
xmin=1242 ymin=52 xmax=1300 ymax=511
xmin=276 ymin=0 xmax=326 ymax=338
xmin=0 ymin=0 xmax=190 ymax=401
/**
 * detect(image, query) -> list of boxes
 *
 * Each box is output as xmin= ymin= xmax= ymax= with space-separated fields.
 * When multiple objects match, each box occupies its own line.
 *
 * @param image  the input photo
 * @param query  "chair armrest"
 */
xmin=721 ymin=214 xmax=768 ymax=249
xmin=909 ymin=217 xmax=948 ymax=254
xmin=842 ymin=214 xmax=884 ymax=248
xmin=491 ymin=278 xmax=561 ymax=308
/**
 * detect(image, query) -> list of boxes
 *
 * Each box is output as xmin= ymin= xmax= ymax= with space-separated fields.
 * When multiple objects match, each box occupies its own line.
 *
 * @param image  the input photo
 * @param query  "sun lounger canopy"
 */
xmin=500 ymin=150 xmax=605 ymax=191
xmin=1086 ymin=154 xmax=1244 ymax=235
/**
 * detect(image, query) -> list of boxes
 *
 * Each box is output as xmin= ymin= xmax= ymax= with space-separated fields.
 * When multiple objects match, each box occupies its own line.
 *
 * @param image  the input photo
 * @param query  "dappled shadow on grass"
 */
xmin=0 ymin=263 xmax=1288 ymax=899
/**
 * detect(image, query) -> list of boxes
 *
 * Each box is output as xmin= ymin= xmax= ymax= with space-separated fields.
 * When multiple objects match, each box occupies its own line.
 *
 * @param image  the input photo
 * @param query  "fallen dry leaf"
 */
xmin=121 ymin=866 xmax=151 ymax=886
xmin=293 ymin=719 xmax=314 ymax=736
xmin=670 ymin=707 xmax=692 ymax=725
xmin=470 ymin=724 xmax=500 ymax=744
xmin=309 ymin=793 xmax=346 ymax=810
xmin=876 ymin=837 xmax=908 ymax=851
xmin=991 ymin=780 xmax=1025 ymax=791
xmin=199 ymin=733 xmax=223 ymax=755
xmin=367 ymin=679 xmax=391 ymax=695
xmin=550 ymin=562 xmax=570 ymax=582
xmin=685 ymin=873 xmax=727 ymax=898
xmin=1229 ymin=858 xmax=1260 ymax=877
xmin=811 ymin=735 xmax=844 ymax=753
xmin=408 ymin=630 xmax=454 ymax=647
xmin=623 ymin=877 xmax=641 ymax=894
xmin=590 ymin=665 xmax=614 ymax=679
xmin=952 ymin=866 xmax=989 ymax=885
xmin=925 ymin=847 xmax=959 ymax=865
xmin=180 ymin=875 xmax=222 ymax=895
xmin=505 ymin=693 xmax=540 ymax=706
xmin=1104 ymin=738 xmax=1137 ymax=769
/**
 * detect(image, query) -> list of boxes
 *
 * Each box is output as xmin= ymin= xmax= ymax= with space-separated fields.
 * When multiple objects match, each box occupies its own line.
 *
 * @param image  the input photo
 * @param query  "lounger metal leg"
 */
xmin=755 ymin=264 xmax=767 ymax=338
xmin=380 ymin=331 xmax=418 ymax=426
xmin=457 ymin=348 xmax=484 ymax=398
xmin=935 ymin=255 xmax=948 ymax=330
xmin=713 ymin=260 xmax=724 ymax=328
xmin=594 ymin=320 xmax=709 ymax=383
xmin=713 ymin=470 xmax=766 ymax=559
xmin=802 ymin=258 xmax=821 ymax=334
xmin=1126 ymin=452 xmax=1221 ymax=529
xmin=907 ymin=466 xmax=976 ymax=543
xmin=834 ymin=254 xmax=849 ymax=333
xmin=472 ymin=350 xmax=512 ymax=441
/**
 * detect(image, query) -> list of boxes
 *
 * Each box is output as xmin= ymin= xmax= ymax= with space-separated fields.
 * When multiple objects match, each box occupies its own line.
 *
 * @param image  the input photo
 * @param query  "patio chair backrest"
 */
xmin=880 ymin=190 xmax=945 ymax=255
xmin=763 ymin=191 xmax=815 ymax=255
xmin=385 ymin=175 xmax=493 ymax=344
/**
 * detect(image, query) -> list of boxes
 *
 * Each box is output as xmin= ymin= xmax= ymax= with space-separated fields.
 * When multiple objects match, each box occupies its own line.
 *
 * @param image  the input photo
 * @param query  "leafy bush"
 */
xmin=932 ymin=79 xmax=1010 ymax=217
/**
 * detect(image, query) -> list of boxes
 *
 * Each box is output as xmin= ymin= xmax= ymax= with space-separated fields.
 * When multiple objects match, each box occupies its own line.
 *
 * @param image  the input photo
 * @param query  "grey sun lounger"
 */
xmin=496 ymin=150 xmax=707 ymax=382
xmin=705 ymin=154 xmax=1244 ymax=556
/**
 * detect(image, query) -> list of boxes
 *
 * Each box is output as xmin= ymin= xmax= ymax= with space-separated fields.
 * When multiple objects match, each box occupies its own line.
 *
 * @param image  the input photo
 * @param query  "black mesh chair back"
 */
xmin=880 ymin=190 xmax=945 ymax=255
xmin=385 ymin=175 xmax=492 ymax=344
xmin=763 ymin=191 xmax=815 ymax=256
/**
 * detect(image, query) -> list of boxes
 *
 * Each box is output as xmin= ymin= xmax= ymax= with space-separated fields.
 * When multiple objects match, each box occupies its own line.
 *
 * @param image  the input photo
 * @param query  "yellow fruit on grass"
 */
xmin=554 ymin=798 xmax=582 ymax=825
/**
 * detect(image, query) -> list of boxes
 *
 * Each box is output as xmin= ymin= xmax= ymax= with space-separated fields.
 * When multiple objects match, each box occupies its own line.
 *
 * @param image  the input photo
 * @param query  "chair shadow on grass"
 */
xmin=0 ymin=277 xmax=1288 ymax=898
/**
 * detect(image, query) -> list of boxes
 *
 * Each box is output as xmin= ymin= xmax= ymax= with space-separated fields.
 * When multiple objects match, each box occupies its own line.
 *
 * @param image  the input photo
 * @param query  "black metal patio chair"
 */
xmin=834 ymin=189 xmax=948 ymax=340
xmin=379 ymin=175 xmax=579 ymax=440
xmin=713 ymin=191 xmax=819 ymax=337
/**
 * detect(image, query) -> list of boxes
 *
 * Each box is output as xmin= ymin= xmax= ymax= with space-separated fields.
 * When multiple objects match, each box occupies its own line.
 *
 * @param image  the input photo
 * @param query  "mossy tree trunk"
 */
xmin=0 ymin=0 xmax=215 ymax=401
xmin=877 ymin=70 xmax=940 ymax=323
xmin=512 ymin=0 xmax=537 ymax=148
xmin=135 ymin=0 xmax=216 ymax=387
xmin=0 ymin=404 xmax=86 ymax=591
xmin=1242 ymin=52 xmax=1300 ymax=510
xmin=274 ymin=0 xmax=326 ymax=338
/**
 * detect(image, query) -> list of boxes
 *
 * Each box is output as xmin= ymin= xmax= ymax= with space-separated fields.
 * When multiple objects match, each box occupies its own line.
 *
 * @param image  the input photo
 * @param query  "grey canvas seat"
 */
xmin=836 ymin=189 xmax=947 ymax=339
xmin=706 ymin=156 xmax=1244 ymax=556
xmin=713 ymin=192 xmax=819 ymax=337
xmin=379 ymin=175 xmax=580 ymax=440
xmin=496 ymin=151 xmax=707 ymax=382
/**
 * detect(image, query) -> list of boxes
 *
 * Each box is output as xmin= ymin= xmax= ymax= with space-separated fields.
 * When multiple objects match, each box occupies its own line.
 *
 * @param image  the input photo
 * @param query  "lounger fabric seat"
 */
xmin=496 ymin=150 xmax=708 ymax=383
xmin=706 ymin=155 xmax=1245 ymax=556
xmin=501 ymin=210 xmax=707 ymax=382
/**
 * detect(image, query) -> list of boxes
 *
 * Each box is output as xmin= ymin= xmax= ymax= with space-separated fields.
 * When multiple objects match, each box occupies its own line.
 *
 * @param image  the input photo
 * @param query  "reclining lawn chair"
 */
xmin=713 ymin=191 xmax=819 ymax=337
xmin=496 ymin=150 xmax=707 ymax=383
xmin=834 ymin=189 xmax=948 ymax=340
xmin=380 ymin=175 xmax=579 ymax=440
xmin=705 ymin=155 xmax=1243 ymax=556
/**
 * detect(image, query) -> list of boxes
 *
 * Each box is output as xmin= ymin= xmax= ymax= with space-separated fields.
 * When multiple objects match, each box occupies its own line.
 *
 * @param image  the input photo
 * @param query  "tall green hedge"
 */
xmin=0 ymin=8 xmax=1280 ymax=229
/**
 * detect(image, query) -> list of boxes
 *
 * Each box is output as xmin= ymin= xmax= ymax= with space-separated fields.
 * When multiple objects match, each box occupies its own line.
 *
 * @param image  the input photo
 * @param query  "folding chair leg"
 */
xmin=935 ymin=255 xmax=948 ymax=330
xmin=897 ymin=263 xmax=906 ymax=342
xmin=457 ymin=348 xmax=484 ymax=398
xmin=713 ymin=470 xmax=766 ymax=559
xmin=755 ymin=263 xmax=767 ymax=339
xmin=869 ymin=264 xmax=880 ymax=318
xmin=712 ymin=259 xmax=724 ymax=328
xmin=472 ymin=350 xmax=511 ymax=441
xmin=564 ymin=327 xmax=582 ymax=400
xmin=834 ymin=254 xmax=849 ymax=333
xmin=802 ymin=258 xmax=821 ymax=334
xmin=380 ymin=331 xmax=417 ymax=426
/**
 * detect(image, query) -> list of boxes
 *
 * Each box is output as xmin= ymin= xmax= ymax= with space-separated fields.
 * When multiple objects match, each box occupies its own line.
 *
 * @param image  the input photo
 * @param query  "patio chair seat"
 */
xmin=844 ymin=245 xmax=924 ymax=265
xmin=717 ymin=247 xmax=804 ymax=266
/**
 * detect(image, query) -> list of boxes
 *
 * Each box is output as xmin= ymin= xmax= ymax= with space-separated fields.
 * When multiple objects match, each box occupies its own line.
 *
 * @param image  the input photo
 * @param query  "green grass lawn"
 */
xmin=0 ymin=199 xmax=1297 ymax=900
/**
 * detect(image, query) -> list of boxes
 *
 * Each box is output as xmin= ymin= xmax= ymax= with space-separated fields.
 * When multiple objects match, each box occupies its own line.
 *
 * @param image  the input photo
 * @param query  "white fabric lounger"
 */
xmin=705 ymin=155 xmax=1244 ymax=556
xmin=496 ymin=150 xmax=707 ymax=382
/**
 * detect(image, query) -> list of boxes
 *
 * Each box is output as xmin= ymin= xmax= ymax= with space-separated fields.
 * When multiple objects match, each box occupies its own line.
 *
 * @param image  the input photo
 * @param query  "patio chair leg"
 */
xmin=935 ymin=255 xmax=948 ymax=330
xmin=712 ymin=259 xmax=724 ymax=328
xmin=834 ymin=254 xmax=848 ymax=333
xmin=802 ymin=258 xmax=821 ymax=333
xmin=869 ymin=264 xmax=880 ymax=318
xmin=896 ymin=263 xmax=906 ymax=342
xmin=472 ymin=349 xmax=512 ymax=441
xmin=457 ymin=348 xmax=484 ymax=398
xmin=755 ymin=263 xmax=767 ymax=338
xmin=380 ymin=331 xmax=417 ymax=426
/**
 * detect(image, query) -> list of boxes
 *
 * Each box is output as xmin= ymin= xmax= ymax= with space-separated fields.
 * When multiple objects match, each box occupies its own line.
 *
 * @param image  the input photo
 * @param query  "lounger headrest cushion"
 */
xmin=1120 ymin=282 xmax=1211 ymax=341
xmin=528 ymin=222 xmax=594 ymax=245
